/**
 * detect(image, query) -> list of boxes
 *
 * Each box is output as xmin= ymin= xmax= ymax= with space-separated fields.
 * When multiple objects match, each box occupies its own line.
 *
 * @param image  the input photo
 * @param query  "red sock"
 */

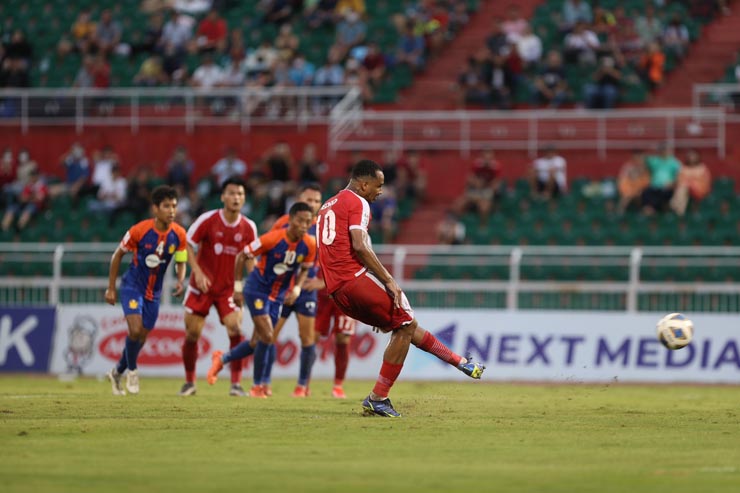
xmin=371 ymin=360 xmax=404 ymax=399
xmin=334 ymin=342 xmax=349 ymax=386
xmin=416 ymin=330 xmax=462 ymax=366
xmin=182 ymin=339 xmax=198 ymax=384
xmin=229 ymin=334 xmax=244 ymax=384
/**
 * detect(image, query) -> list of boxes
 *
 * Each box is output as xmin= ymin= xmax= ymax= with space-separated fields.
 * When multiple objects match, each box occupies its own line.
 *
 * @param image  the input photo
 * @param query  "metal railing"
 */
xmin=0 ymin=86 xmax=354 ymax=133
xmin=2 ymin=243 xmax=739 ymax=312
xmin=692 ymin=83 xmax=740 ymax=123
xmin=328 ymin=108 xmax=726 ymax=158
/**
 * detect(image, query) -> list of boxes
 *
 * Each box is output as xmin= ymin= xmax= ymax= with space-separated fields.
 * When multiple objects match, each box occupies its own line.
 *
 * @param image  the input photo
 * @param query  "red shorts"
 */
xmin=183 ymin=286 xmax=239 ymax=322
xmin=331 ymin=271 xmax=414 ymax=331
xmin=316 ymin=291 xmax=356 ymax=337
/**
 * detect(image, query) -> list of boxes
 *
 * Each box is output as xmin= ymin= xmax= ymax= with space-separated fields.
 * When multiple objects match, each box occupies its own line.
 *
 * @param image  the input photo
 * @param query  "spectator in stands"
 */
xmin=88 ymin=164 xmax=127 ymax=214
xmin=51 ymin=143 xmax=91 ymax=205
xmin=263 ymin=141 xmax=294 ymax=184
xmin=381 ymin=149 xmax=404 ymax=187
xmin=642 ymin=143 xmax=681 ymax=214
xmin=174 ymin=0 xmax=213 ymax=16
xmin=134 ymin=55 xmax=167 ymax=86
xmin=109 ymin=165 xmax=155 ymax=225
xmin=72 ymin=56 xmax=93 ymax=88
xmin=336 ymin=0 xmax=366 ymax=17
xmin=457 ymin=56 xmax=490 ymax=107
xmin=662 ymin=14 xmax=690 ymax=59
xmin=453 ymin=149 xmax=502 ymax=224
xmin=563 ymin=20 xmax=599 ymax=65
xmin=1 ymin=169 xmax=48 ymax=232
xmin=0 ymin=57 xmax=30 ymax=88
xmin=670 ymin=150 xmax=712 ymax=216
xmin=225 ymin=28 xmax=247 ymax=61
xmin=245 ymin=40 xmax=278 ymax=77
xmin=0 ymin=148 xmax=15 ymax=209
xmin=275 ymin=23 xmax=300 ymax=61
xmin=486 ymin=18 xmax=509 ymax=57
xmin=487 ymin=53 xmax=515 ymax=109
xmin=396 ymin=20 xmax=426 ymax=72
xmin=516 ymin=25 xmax=542 ymax=69
xmin=617 ymin=149 xmax=650 ymax=213
xmin=501 ymin=4 xmax=528 ymax=43
xmin=561 ymin=0 xmax=593 ymax=32
xmin=4 ymin=30 xmax=33 ymax=70
xmin=369 ymin=184 xmax=398 ymax=243
xmin=211 ymin=148 xmax=247 ymax=188
xmin=635 ymin=5 xmax=663 ymax=45
xmin=305 ymin=0 xmax=339 ymax=29
xmin=313 ymin=48 xmax=344 ymax=110
xmin=70 ymin=9 xmax=96 ymax=55
xmin=400 ymin=150 xmax=427 ymax=201
xmin=166 ymin=146 xmax=194 ymax=192
xmin=130 ymin=12 xmax=164 ymax=57
xmin=91 ymin=55 xmax=111 ymax=89
xmin=297 ymin=143 xmax=328 ymax=184
xmin=91 ymin=145 xmax=119 ymax=196
xmin=534 ymin=50 xmax=569 ymax=108
xmin=437 ymin=210 xmax=466 ymax=245
xmin=344 ymin=57 xmax=373 ymax=101
xmin=361 ymin=42 xmax=386 ymax=87
xmin=260 ymin=0 xmax=295 ymax=25
xmin=12 ymin=149 xmax=37 ymax=198
xmin=161 ymin=42 xmax=187 ymax=85
xmin=614 ymin=18 xmax=644 ymax=65
xmin=530 ymin=145 xmax=567 ymax=199
xmin=334 ymin=8 xmax=367 ymax=59
xmin=288 ymin=53 xmax=315 ymax=86
xmin=94 ymin=9 xmax=123 ymax=56
xmin=584 ymin=56 xmax=622 ymax=109
xmin=196 ymin=8 xmax=227 ymax=54
xmin=638 ymin=41 xmax=665 ymax=92
xmin=448 ymin=1 xmax=471 ymax=35
xmin=190 ymin=52 xmax=224 ymax=88
xmin=160 ymin=9 xmax=194 ymax=55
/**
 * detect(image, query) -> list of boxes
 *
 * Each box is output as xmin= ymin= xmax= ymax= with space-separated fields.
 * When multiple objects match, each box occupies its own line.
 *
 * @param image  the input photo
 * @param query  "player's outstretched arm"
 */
xmin=105 ymin=247 xmax=126 ymax=305
xmin=350 ymin=228 xmax=402 ymax=308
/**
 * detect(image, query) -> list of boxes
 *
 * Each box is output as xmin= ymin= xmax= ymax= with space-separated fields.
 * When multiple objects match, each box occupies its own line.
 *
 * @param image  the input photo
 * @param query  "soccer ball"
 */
xmin=656 ymin=313 xmax=694 ymax=350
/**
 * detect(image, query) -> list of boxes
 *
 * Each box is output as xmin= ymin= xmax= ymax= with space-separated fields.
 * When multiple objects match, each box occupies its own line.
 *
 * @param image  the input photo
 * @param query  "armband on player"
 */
xmin=234 ymin=280 xmax=244 ymax=292
xmin=174 ymin=250 xmax=188 ymax=263
xmin=292 ymin=286 xmax=302 ymax=298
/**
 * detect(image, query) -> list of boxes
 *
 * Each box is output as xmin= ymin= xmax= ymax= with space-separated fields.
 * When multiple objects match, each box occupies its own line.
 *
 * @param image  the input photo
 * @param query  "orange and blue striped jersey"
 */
xmin=244 ymin=227 xmax=316 ymax=302
xmin=271 ymin=214 xmax=318 ymax=280
xmin=119 ymin=219 xmax=187 ymax=301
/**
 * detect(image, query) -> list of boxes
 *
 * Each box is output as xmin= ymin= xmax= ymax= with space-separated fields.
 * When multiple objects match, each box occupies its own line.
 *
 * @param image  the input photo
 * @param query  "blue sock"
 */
xmin=298 ymin=344 xmax=316 ymax=387
xmin=253 ymin=341 xmax=267 ymax=385
xmin=262 ymin=344 xmax=277 ymax=385
xmin=125 ymin=337 xmax=143 ymax=371
xmin=223 ymin=340 xmax=254 ymax=363
xmin=116 ymin=347 xmax=128 ymax=374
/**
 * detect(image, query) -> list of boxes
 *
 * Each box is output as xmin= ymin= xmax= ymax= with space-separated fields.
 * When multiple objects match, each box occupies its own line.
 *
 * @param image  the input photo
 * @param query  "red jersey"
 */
xmin=187 ymin=209 xmax=258 ymax=296
xmin=316 ymin=189 xmax=371 ymax=294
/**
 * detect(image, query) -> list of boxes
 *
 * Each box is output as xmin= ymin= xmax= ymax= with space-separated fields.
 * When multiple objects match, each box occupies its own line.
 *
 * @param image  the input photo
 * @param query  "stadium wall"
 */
xmin=2 ymin=306 xmax=738 ymax=383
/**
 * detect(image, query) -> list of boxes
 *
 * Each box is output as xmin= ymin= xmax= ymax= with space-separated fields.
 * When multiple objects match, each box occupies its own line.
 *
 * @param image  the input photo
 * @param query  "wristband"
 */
xmin=234 ymin=280 xmax=243 ymax=292
xmin=292 ymin=286 xmax=301 ymax=297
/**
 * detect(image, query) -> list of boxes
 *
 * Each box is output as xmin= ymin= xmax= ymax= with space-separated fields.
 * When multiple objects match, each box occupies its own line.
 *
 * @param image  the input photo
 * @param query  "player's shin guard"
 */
xmin=182 ymin=339 xmax=198 ymax=384
xmin=125 ymin=337 xmax=143 ymax=371
xmin=229 ymin=334 xmax=244 ymax=384
xmin=297 ymin=344 xmax=316 ymax=387
xmin=253 ymin=341 xmax=267 ymax=386
xmin=415 ymin=330 xmax=462 ymax=366
xmin=371 ymin=361 xmax=404 ymax=399
xmin=261 ymin=344 xmax=277 ymax=385
xmin=334 ymin=342 xmax=349 ymax=386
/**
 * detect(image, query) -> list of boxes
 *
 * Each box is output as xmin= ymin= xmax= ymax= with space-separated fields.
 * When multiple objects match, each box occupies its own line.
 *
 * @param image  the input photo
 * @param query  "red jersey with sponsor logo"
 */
xmin=316 ymin=189 xmax=371 ymax=294
xmin=187 ymin=209 xmax=258 ymax=296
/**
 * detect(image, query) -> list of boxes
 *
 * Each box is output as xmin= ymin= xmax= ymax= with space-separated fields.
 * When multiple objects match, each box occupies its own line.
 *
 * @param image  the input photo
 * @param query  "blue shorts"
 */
xmin=280 ymin=291 xmax=318 ymax=319
xmin=119 ymin=286 xmax=161 ymax=330
xmin=244 ymin=290 xmax=281 ymax=326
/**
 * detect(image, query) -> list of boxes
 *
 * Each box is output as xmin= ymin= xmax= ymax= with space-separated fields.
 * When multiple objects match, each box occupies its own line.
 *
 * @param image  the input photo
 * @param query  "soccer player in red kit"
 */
xmin=180 ymin=177 xmax=258 ymax=397
xmin=317 ymin=160 xmax=485 ymax=417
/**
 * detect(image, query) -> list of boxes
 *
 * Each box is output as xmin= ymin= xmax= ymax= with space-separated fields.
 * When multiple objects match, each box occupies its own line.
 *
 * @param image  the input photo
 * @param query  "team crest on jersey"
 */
xmin=234 ymin=233 xmax=243 ymax=243
xmin=254 ymin=298 xmax=264 ymax=310
xmin=169 ymin=244 xmax=175 ymax=254
xmin=128 ymin=299 xmax=139 ymax=309
xmin=297 ymin=255 xmax=304 ymax=263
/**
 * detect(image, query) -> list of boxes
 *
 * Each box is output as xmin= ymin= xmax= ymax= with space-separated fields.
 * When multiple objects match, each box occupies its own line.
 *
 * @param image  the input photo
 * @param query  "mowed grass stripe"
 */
xmin=1 ymin=376 xmax=739 ymax=493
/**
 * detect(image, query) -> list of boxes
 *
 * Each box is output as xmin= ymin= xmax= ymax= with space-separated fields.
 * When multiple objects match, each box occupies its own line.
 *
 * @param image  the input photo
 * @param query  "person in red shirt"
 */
xmin=196 ymin=8 xmax=227 ymax=53
xmin=1 ymin=169 xmax=47 ymax=232
xmin=180 ymin=177 xmax=258 ymax=397
xmin=317 ymin=160 xmax=485 ymax=417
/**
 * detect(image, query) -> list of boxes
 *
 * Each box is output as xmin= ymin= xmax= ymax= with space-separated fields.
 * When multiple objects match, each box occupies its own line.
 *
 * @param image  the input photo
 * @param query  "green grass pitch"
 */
xmin=1 ymin=376 xmax=739 ymax=493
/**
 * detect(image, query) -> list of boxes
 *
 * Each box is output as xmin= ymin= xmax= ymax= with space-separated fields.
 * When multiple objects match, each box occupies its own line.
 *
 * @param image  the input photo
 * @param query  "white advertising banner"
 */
xmin=51 ymin=307 xmax=740 ymax=383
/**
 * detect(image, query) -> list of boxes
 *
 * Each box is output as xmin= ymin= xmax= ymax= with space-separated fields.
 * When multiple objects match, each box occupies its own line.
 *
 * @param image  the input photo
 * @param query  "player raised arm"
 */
xmin=105 ymin=246 xmax=127 ymax=305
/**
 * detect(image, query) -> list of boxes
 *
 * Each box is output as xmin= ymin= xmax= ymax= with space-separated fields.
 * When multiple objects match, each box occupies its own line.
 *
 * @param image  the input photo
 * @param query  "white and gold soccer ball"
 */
xmin=656 ymin=313 xmax=694 ymax=350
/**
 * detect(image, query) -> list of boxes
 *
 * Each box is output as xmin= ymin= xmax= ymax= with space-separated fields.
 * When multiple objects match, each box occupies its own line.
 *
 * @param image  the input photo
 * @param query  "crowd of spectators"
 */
xmin=456 ymin=0 xmax=723 ymax=110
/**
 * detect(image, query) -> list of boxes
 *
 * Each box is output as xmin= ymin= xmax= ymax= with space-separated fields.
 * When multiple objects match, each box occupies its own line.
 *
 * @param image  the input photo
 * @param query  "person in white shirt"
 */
xmin=89 ymin=164 xmax=128 ymax=213
xmin=91 ymin=145 xmax=118 ymax=192
xmin=563 ymin=21 xmax=599 ymax=64
xmin=516 ymin=25 xmax=543 ymax=68
xmin=191 ymin=53 xmax=224 ymax=89
xmin=211 ymin=148 xmax=247 ymax=187
xmin=530 ymin=146 xmax=568 ymax=199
